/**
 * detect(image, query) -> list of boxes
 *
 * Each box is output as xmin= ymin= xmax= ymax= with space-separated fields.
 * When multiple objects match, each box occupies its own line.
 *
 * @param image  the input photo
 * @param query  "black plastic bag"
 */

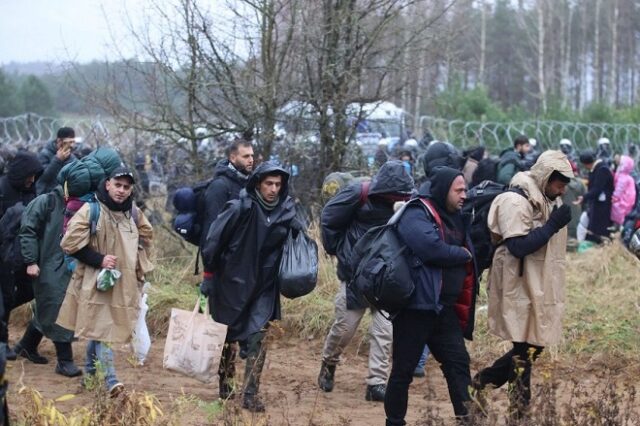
xmin=279 ymin=231 xmax=318 ymax=299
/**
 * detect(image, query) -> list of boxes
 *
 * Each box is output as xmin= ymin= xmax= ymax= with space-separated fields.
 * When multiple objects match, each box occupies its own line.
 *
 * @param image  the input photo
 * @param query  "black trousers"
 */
xmin=474 ymin=342 xmax=544 ymax=410
xmin=0 ymin=268 xmax=33 ymax=343
xmin=385 ymin=307 xmax=471 ymax=425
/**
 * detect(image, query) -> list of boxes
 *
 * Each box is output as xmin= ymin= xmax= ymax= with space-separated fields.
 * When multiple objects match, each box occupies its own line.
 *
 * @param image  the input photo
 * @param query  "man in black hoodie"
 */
xmin=387 ymin=167 xmax=478 ymax=425
xmin=318 ymin=160 xmax=414 ymax=402
xmin=0 ymin=151 xmax=43 ymax=361
xmin=201 ymin=162 xmax=297 ymax=412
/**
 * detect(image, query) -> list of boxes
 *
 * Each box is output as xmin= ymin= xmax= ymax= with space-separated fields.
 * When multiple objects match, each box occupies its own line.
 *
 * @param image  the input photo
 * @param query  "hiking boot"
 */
xmin=14 ymin=343 xmax=49 ymax=364
xmin=55 ymin=360 xmax=83 ymax=377
xmin=5 ymin=346 xmax=16 ymax=361
xmin=242 ymin=393 xmax=265 ymax=413
xmin=365 ymin=384 xmax=386 ymax=402
xmin=317 ymin=361 xmax=336 ymax=392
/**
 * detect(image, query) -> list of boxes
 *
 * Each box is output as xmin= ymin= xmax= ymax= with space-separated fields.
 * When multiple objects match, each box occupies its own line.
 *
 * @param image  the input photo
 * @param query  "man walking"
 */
xmin=473 ymin=150 xmax=573 ymax=419
xmin=0 ymin=151 xmax=43 ymax=361
xmin=57 ymin=167 xmax=154 ymax=396
xmin=385 ymin=167 xmax=478 ymax=425
xmin=201 ymin=162 xmax=298 ymax=412
xmin=199 ymin=138 xmax=253 ymax=400
xmin=17 ymin=184 xmax=83 ymax=377
xmin=318 ymin=160 xmax=414 ymax=402
xmin=578 ymin=150 xmax=614 ymax=244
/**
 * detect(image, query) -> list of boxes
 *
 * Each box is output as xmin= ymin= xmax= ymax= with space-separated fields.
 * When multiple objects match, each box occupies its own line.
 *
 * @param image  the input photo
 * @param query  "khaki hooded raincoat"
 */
xmin=57 ymin=201 xmax=153 ymax=343
xmin=487 ymin=150 xmax=573 ymax=347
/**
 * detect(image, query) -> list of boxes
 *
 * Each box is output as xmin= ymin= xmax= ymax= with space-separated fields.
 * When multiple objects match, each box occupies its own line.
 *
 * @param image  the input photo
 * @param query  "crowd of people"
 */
xmin=0 ymin=125 xmax=636 ymax=425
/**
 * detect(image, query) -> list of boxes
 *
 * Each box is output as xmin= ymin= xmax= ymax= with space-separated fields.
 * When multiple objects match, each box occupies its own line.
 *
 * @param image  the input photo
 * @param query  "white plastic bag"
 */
xmin=131 ymin=293 xmax=151 ymax=365
xmin=163 ymin=299 xmax=227 ymax=383
xmin=577 ymin=211 xmax=589 ymax=242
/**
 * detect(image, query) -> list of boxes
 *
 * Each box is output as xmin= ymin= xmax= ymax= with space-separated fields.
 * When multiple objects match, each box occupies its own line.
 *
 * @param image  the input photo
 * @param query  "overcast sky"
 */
xmin=0 ymin=0 xmax=153 ymax=64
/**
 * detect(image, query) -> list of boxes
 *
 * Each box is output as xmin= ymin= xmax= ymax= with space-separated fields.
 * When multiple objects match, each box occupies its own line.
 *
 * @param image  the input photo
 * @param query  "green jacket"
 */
xmin=19 ymin=186 xmax=74 ymax=342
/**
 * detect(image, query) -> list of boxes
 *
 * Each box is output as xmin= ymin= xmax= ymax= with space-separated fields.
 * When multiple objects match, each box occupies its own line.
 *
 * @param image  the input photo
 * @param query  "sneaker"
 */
xmin=55 ymin=361 xmax=83 ymax=378
xmin=242 ymin=393 xmax=265 ymax=412
xmin=109 ymin=382 xmax=125 ymax=398
xmin=365 ymin=384 xmax=386 ymax=402
xmin=413 ymin=367 xmax=425 ymax=378
xmin=317 ymin=361 xmax=336 ymax=392
xmin=14 ymin=344 xmax=49 ymax=364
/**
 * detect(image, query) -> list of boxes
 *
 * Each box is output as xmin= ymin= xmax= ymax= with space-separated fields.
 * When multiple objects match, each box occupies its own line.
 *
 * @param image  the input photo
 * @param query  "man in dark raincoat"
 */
xmin=318 ymin=160 xmax=414 ymax=402
xmin=17 ymin=185 xmax=82 ymax=377
xmin=201 ymin=162 xmax=298 ymax=412
xmin=0 ymin=151 xmax=43 ymax=361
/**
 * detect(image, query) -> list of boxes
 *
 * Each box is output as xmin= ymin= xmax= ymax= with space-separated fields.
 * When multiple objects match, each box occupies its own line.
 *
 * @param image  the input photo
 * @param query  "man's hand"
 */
xmin=101 ymin=255 xmax=118 ymax=269
xmin=462 ymin=247 xmax=473 ymax=262
xmin=56 ymin=144 xmax=72 ymax=161
xmin=573 ymin=195 xmax=583 ymax=205
xmin=26 ymin=264 xmax=40 ymax=278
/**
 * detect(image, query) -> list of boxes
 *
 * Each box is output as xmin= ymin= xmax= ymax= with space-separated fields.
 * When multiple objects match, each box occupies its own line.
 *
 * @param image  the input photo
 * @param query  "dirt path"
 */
xmin=5 ymin=329 xmax=636 ymax=425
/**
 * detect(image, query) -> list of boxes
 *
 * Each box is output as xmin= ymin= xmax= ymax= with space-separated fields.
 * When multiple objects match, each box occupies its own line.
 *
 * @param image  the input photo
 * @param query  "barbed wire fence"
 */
xmin=419 ymin=116 xmax=640 ymax=154
xmin=3 ymin=113 xmax=640 ymax=158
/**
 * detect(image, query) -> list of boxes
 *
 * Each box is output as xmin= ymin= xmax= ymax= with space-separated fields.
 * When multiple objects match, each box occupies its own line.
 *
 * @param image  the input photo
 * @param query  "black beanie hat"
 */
xmin=57 ymin=127 xmax=75 ymax=139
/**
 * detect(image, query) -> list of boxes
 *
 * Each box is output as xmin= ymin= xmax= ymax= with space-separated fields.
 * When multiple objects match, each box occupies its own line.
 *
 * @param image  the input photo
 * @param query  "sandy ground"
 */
xmin=4 ymin=328 xmax=637 ymax=425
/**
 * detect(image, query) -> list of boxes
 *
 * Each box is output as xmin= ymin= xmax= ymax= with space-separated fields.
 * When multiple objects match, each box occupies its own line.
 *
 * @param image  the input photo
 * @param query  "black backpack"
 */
xmin=172 ymin=179 xmax=213 ymax=246
xmin=0 ymin=202 xmax=26 ymax=270
xmin=349 ymin=199 xmax=425 ymax=315
xmin=462 ymin=180 xmax=526 ymax=274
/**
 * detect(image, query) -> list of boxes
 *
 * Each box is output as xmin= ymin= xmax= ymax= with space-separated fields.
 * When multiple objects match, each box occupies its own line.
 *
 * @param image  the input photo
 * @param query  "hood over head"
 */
xmin=429 ymin=166 xmax=463 ymax=211
xmin=528 ymin=150 xmax=573 ymax=192
xmin=369 ymin=160 xmax=415 ymax=196
xmin=617 ymin=155 xmax=634 ymax=175
xmin=422 ymin=141 xmax=463 ymax=177
xmin=245 ymin=161 xmax=290 ymax=201
xmin=7 ymin=151 xmax=43 ymax=189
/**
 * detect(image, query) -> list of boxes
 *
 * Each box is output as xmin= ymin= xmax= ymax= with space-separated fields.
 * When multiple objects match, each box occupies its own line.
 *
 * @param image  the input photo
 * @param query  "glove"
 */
xmin=199 ymin=273 xmax=214 ymax=298
xmin=547 ymin=205 xmax=572 ymax=231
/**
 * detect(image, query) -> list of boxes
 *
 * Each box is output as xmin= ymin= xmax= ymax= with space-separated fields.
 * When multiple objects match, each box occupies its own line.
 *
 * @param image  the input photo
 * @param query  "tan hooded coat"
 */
xmin=487 ymin=150 xmax=572 ymax=346
xmin=57 ymin=201 xmax=153 ymax=343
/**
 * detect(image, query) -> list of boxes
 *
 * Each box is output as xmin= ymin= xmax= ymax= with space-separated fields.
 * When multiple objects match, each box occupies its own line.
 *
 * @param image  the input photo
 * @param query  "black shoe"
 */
xmin=14 ymin=344 xmax=49 ymax=364
xmin=55 ymin=361 xmax=83 ymax=377
xmin=242 ymin=393 xmax=265 ymax=413
xmin=317 ymin=361 xmax=336 ymax=392
xmin=219 ymin=378 xmax=235 ymax=400
xmin=365 ymin=384 xmax=386 ymax=402
xmin=5 ymin=346 xmax=16 ymax=361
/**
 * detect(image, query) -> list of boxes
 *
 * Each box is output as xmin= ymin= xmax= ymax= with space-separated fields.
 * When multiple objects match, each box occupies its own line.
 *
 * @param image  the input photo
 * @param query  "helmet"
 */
xmin=529 ymin=138 xmax=537 ymax=147
xmin=559 ymin=138 xmax=572 ymax=146
xmin=597 ymin=137 xmax=611 ymax=146
xmin=422 ymin=141 xmax=463 ymax=177
xmin=559 ymin=139 xmax=573 ymax=155
xmin=403 ymin=138 xmax=418 ymax=148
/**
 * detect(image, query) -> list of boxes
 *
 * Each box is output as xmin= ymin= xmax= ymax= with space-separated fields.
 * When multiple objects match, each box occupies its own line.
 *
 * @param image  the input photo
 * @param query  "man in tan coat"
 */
xmin=473 ymin=150 xmax=573 ymax=419
xmin=57 ymin=167 xmax=153 ymax=396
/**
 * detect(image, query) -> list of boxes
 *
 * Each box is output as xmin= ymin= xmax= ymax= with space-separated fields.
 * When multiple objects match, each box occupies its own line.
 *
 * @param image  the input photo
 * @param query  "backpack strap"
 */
xmin=88 ymin=200 xmax=100 ymax=236
xmin=359 ymin=181 xmax=370 ymax=206
xmin=418 ymin=198 xmax=445 ymax=239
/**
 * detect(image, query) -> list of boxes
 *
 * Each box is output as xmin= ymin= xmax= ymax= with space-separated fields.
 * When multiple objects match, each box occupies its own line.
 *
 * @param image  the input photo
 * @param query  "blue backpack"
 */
xmin=172 ymin=180 xmax=212 ymax=246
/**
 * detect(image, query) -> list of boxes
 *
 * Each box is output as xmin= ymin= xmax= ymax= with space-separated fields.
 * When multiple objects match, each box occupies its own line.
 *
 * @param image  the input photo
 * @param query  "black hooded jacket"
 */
xmin=199 ymin=159 xmax=249 ymax=248
xmin=0 ymin=151 xmax=43 ymax=218
xmin=321 ymin=160 xmax=414 ymax=309
xmin=201 ymin=162 xmax=296 ymax=341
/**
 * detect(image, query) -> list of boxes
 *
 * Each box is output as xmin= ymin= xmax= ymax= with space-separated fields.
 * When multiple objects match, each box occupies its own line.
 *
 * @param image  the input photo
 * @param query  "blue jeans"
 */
xmin=85 ymin=340 xmax=119 ymax=389
xmin=415 ymin=345 xmax=430 ymax=371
